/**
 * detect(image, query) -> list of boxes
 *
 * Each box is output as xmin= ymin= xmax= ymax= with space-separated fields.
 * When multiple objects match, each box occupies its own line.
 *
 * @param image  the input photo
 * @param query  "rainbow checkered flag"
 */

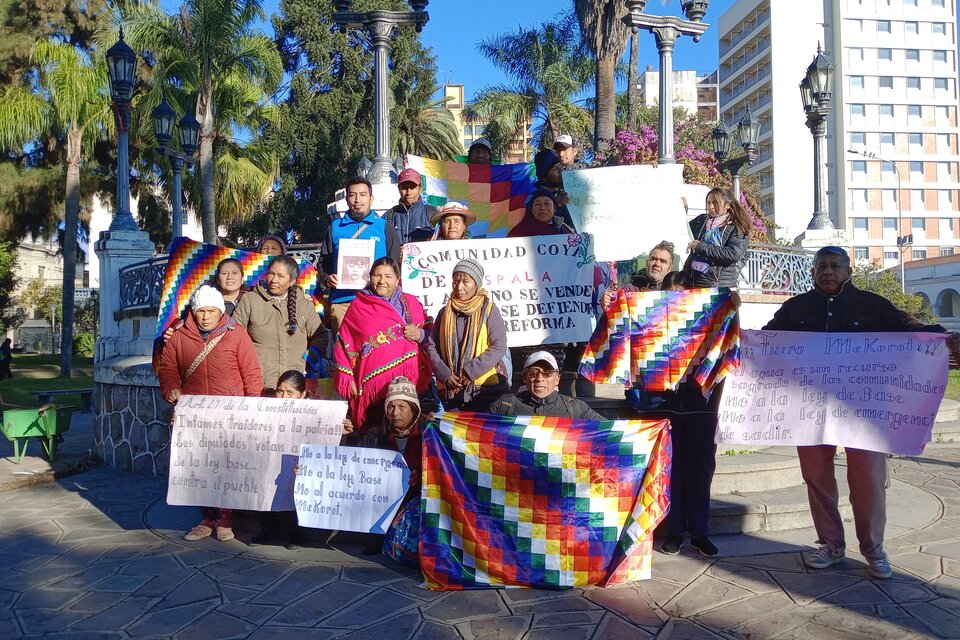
xmin=420 ymin=412 xmax=671 ymax=590
xmin=153 ymin=238 xmax=322 ymax=371
xmin=406 ymin=154 xmax=536 ymax=237
xmin=580 ymin=288 xmax=740 ymax=395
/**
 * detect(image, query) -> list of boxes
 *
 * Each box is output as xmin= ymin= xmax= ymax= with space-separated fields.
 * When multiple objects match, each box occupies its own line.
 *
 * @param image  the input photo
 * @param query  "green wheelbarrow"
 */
xmin=1 ymin=405 xmax=74 ymax=463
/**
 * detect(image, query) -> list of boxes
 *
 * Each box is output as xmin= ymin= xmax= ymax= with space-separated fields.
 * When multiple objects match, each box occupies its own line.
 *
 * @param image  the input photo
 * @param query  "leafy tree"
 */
xmin=0 ymin=241 xmax=20 ymax=331
xmin=391 ymin=48 xmax=462 ymax=161
xmin=853 ymin=264 xmax=936 ymax=323
xmin=574 ymin=0 xmax=630 ymax=150
xmin=469 ymin=11 xmax=593 ymax=156
xmin=20 ymin=278 xmax=63 ymax=325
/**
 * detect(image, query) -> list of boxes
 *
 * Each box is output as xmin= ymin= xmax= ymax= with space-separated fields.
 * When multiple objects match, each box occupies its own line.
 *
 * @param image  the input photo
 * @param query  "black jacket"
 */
xmin=488 ymin=389 xmax=605 ymax=420
xmin=764 ymin=279 xmax=945 ymax=334
xmin=683 ymin=214 xmax=748 ymax=288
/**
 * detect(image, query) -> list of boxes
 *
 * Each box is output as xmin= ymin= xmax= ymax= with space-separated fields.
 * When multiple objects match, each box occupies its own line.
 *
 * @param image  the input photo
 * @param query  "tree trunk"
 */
xmin=59 ymin=127 xmax=82 ymax=377
xmin=197 ymin=83 xmax=217 ymax=244
xmin=595 ymin=56 xmax=617 ymax=152
xmin=627 ymin=32 xmax=640 ymax=131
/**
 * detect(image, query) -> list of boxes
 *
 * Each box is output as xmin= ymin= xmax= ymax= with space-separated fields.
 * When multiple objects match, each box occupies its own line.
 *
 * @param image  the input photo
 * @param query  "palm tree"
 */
xmin=125 ymin=0 xmax=282 ymax=243
xmin=575 ymin=0 xmax=631 ymax=150
xmin=0 ymin=38 xmax=112 ymax=377
xmin=469 ymin=12 xmax=593 ymax=155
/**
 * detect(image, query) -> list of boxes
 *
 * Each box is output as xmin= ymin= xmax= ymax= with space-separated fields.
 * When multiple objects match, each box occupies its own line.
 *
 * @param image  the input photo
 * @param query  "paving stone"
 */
xmin=174 ymin=611 xmax=258 ymax=640
xmin=120 ymin=553 xmax=183 ymax=576
xmin=729 ymin=605 xmax=811 ymax=639
xmin=691 ymin=592 xmax=793 ymax=631
xmin=651 ymin=556 xmax=711 ymax=585
xmin=889 ymin=552 xmax=944 ymax=581
xmin=653 ymin=619 xmax=725 ymax=639
xmin=501 ymin=588 xmax=584 ymax=604
xmin=14 ymin=587 xmax=82 ymax=610
xmin=591 ymin=613 xmax=655 ymax=639
xmin=584 ymin=587 xmax=661 ymax=627
xmin=662 ymin=575 xmax=753 ymax=618
xmin=64 ymin=591 xmax=127 ymax=614
xmin=216 ymin=603 xmax=282 ymax=625
xmin=817 ymin=581 xmax=893 ymax=606
xmin=322 ymin=588 xmax=419 ymax=627
xmin=220 ymin=585 xmax=260 ymax=604
xmin=268 ymin=580 xmax=374 ymax=626
xmin=921 ymin=540 xmax=960 ymax=560
xmin=412 ymin=620 xmax=463 ymax=639
xmin=337 ymin=611 xmax=422 ymax=639
xmin=507 ymin=595 xmax=602 ymax=616
xmin=21 ymin=633 xmax=123 ymax=640
xmin=125 ymin=599 xmax=218 ymax=637
xmin=153 ymin=572 xmax=221 ymax=609
xmin=728 ymin=553 xmax=807 ymax=573
xmin=875 ymin=580 xmax=939 ymax=603
xmin=94 ymin=574 xmax=153 ymax=593
xmin=523 ymin=624 xmax=595 ymax=640
xmin=387 ymin=577 xmax=449 ymax=601
xmin=458 ymin=614 xmax=531 ymax=640
xmin=203 ymin=557 xmax=265 ymax=580
xmin=247 ymin=628 xmax=345 ymax=639
xmin=530 ymin=610 xmax=605 ymax=628
xmin=705 ymin=563 xmax=782 ymax=594
xmin=894 ymin=529 xmax=956 ymax=546
xmin=0 ymin=588 xmax=17 ymax=608
xmin=632 ymin=579 xmax=683 ymax=608
xmin=171 ymin=548 xmax=226 ymax=568
xmin=132 ymin=570 xmax=194 ymax=597
xmin=768 ymin=571 xmax=860 ymax=606
xmin=69 ymin=596 xmax=156 ymax=631
xmin=809 ymin=605 xmax=937 ymax=640
xmin=15 ymin=608 xmax=88 ymax=634
xmin=944 ymin=558 xmax=960 ymax=579
xmin=423 ymin=589 xmax=509 ymax=622
xmin=341 ymin=564 xmax=416 ymax=585
xmin=251 ymin=566 xmax=339 ymax=605
xmin=0 ymin=609 xmax=19 ymax=637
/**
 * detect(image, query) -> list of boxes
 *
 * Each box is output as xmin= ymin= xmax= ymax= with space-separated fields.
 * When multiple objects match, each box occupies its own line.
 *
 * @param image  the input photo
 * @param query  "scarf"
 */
xmin=506 ymin=212 xmax=566 ymax=238
xmin=438 ymin=289 xmax=499 ymax=386
xmin=333 ymin=289 xmax=430 ymax=425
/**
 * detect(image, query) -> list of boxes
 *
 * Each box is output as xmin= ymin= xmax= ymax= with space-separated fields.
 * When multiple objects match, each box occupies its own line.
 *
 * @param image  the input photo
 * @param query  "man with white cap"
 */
xmin=388 ymin=168 xmax=436 ymax=244
xmin=553 ymin=134 xmax=579 ymax=167
xmin=467 ymin=138 xmax=493 ymax=165
xmin=488 ymin=351 xmax=604 ymax=419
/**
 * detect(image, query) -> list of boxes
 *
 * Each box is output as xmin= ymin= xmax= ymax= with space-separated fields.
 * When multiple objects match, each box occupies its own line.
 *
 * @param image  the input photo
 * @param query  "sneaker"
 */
xmin=215 ymin=526 xmax=235 ymax=542
xmin=805 ymin=545 xmax=845 ymax=569
xmin=183 ymin=524 xmax=213 ymax=541
xmin=868 ymin=556 xmax=893 ymax=579
xmin=691 ymin=536 xmax=719 ymax=558
xmin=660 ymin=535 xmax=683 ymax=555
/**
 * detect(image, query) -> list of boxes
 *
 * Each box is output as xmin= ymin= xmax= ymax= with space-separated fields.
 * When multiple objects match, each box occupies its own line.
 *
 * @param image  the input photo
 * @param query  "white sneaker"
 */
xmin=868 ymin=556 xmax=893 ymax=579
xmin=805 ymin=545 xmax=845 ymax=569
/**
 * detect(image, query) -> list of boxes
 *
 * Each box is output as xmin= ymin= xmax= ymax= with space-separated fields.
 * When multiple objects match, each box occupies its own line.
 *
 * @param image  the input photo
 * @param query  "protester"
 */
xmin=553 ymin=134 xmax=579 ymax=167
xmin=210 ymin=258 xmax=248 ymax=315
xmin=387 ymin=168 xmax=436 ymax=244
xmin=683 ymin=187 xmax=749 ymax=288
xmin=158 ymin=285 xmax=263 ymax=543
xmin=764 ymin=246 xmax=957 ymax=579
xmin=258 ymin=234 xmax=286 ymax=256
xmin=426 ymin=258 xmax=508 ymax=410
xmin=488 ymin=351 xmax=604 ymax=419
xmin=0 ymin=338 xmax=12 ymax=380
xmin=532 ymin=148 xmax=575 ymax=230
xmin=430 ymin=202 xmax=477 ymax=241
xmin=507 ymin=189 xmax=573 ymax=238
xmin=232 ymin=255 xmax=326 ymax=391
xmin=467 ymin=138 xmax=492 ymax=165
xmin=321 ymin=177 xmax=401 ymax=334
xmin=333 ymin=257 xmax=431 ymax=427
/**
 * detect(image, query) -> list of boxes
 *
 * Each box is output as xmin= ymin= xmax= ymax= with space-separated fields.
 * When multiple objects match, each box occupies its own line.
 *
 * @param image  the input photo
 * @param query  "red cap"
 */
xmin=397 ymin=168 xmax=422 ymax=185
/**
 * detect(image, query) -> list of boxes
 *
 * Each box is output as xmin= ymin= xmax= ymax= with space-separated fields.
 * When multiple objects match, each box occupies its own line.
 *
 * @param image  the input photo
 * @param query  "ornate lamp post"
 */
xmin=800 ymin=44 xmax=835 ymax=230
xmin=623 ymin=0 xmax=709 ymax=164
xmin=332 ymin=1 xmax=429 ymax=184
xmin=711 ymin=106 xmax=760 ymax=200
xmin=152 ymin=95 xmax=200 ymax=239
xmin=105 ymin=29 xmax=139 ymax=232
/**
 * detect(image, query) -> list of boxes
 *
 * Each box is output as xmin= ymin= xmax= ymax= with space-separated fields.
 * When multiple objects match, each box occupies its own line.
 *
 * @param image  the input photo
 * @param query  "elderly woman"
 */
xmin=333 ymin=257 xmax=431 ymax=427
xmin=426 ymin=258 xmax=509 ymax=410
xmin=507 ymin=189 xmax=573 ymax=238
xmin=159 ymin=285 xmax=263 ymax=542
xmin=429 ymin=202 xmax=477 ymax=240
xmin=257 ymin=234 xmax=286 ymax=256
xmin=232 ymin=255 xmax=326 ymax=391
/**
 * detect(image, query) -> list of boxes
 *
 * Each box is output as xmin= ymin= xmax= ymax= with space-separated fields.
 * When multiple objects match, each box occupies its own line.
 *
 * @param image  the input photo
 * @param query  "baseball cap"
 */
xmin=554 ymin=134 xmax=574 ymax=148
xmin=397 ymin=168 xmax=422 ymax=186
xmin=523 ymin=350 xmax=559 ymax=372
xmin=469 ymin=138 xmax=492 ymax=152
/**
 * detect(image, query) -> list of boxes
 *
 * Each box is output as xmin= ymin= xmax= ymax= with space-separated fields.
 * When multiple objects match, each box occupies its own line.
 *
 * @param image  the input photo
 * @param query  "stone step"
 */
xmin=709 ymin=476 xmax=852 ymax=535
xmin=931 ymin=418 xmax=960 ymax=444
xmin=936 ymin=398 xmax=960 ymax=423
xmin=712 ymin=450 xmax=802 ymax=494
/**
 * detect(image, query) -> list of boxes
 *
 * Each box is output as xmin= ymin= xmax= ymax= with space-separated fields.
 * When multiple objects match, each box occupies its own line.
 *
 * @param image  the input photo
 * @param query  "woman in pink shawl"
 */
xmin=333 ymin=257 xmax=431 ymax=427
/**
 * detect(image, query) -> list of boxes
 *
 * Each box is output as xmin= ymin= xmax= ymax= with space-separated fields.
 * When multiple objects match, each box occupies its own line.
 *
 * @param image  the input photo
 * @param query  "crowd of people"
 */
xmin=158 ymin=136 xmax=946 ymax=581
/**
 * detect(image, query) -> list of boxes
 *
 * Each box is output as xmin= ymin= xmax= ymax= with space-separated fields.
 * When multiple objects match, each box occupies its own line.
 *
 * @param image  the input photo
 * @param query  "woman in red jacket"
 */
xmin=159 ymin=285 xmax=263 ymax=542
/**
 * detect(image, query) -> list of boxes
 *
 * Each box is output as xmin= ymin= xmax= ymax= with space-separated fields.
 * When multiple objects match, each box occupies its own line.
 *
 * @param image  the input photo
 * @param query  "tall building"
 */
xmin=697 ymin=71 xmax=720 ymax=122
xmin=719 ymin=0 xmax=960 ymax=265
xmin=442 ymin=85 xmax=533 ymax=164
xmin=636 ymin=67 xmax=719 ymax=121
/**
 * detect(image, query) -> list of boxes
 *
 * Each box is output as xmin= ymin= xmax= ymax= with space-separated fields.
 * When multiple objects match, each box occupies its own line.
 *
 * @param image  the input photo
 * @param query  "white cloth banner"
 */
xmin=716 ymin=330 xmax=949 ymax=455
xmin=563 ymin=164 xmax=693 ymax=262
xmin=166 ymin=395 xmax=346 ymax=510
xmin=401 ymin=235 xmax=596 ymax=347
xmin=295 ymin=444 xmax=410 ymax=533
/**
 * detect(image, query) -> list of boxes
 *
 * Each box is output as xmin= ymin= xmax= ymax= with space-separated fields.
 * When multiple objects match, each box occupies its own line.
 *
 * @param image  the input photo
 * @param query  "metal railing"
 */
xmin=723 ymin=36 xmax=771 ymax=78
xmin=117 ymin=255 xmax=167 ymax=318
xmin=720 ymin=8 xmax=771 ymax=57
xmin=739 ymin=244 xmax=815 ymax=295
xmin=721 ymin=65 xmax=771 ymax=103
xmin=723 ymin=93 xmax=772 ymax=124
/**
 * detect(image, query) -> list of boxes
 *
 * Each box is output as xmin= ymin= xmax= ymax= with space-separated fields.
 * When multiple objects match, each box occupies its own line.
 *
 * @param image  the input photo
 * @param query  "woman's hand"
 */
xmin=165 ymin=389 xmax=182 ymax=403
xmin=444 ymin=375 xmax=463 ymax=392
xmin=687 ymin=240 xmax=700 ymax=253
xmin=403 ymin=324 xmax=422 ymax=341
xmin=347 ymin=379 xmax=358 ymax=398
xmin=600 ymin=289 xmax=615 ymax=309
xmin=162 ymin=325 xmax=176 ymax=343
xmin=293 ymin=463 xmax=300 ymax=475
xmin=326 ymin=274 xmax=340 ymax=288
xmin=555 ymin=190 xmax=570 ymax=207
xmin=342 ymin=417 xmax=355 ymax=435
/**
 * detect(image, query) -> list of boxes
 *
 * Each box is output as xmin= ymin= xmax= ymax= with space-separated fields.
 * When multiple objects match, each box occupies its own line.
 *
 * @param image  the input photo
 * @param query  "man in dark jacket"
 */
xmin=387 ymin=168 xmax=436 ymax=244
xmin=764 ymin=245 xmax=956 ymax=579
xmin=532 ymin=149 xmax=575 ymax=231
xmin=489 ymin=351 xmax=604 ymax=419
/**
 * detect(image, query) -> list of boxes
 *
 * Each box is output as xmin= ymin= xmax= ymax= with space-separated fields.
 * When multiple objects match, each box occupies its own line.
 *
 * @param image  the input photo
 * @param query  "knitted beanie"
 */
xmin=190 ymin=285 xmax=225 ymax=314
xmin=534 ymin=148 xmax=561 ymax=180
xmin=452 ymin=258 xmax=484 ymax=287
xmin=384 ymin=376 xmax=420 ymax=412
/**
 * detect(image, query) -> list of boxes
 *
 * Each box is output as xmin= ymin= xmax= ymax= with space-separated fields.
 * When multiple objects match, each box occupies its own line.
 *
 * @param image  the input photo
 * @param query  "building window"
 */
xmin=878 ymin=48 xmax=893 ymax=61
xmin=880 ymin=132 xmax=895 ymax=148
xmin=38 ymin=265 xmax=44 ymax=278
xmin=884 ymin=250 xmax=899 ymax=260
xmin=908 ymin=105 xmax=922 ymax=119
xmin=851 ymin=104 xmax=866 ymax=117
xmin=912 ymin=218 xmax=925 ymax=232
xmin=880 ymin=104 xmax=894 ymax=117
xmin=942 ymin=247 xmax=955 ymax=256
xmin=933 ymin=0 xmax=945 ymax=6
xmin=934 ymin=50 xmax=948 ymax=63
xmin=877 ymin=20 xmax=891 ymax=33
xmin=850 ymin=75 xmax=864 ymax=89
xmin=904 ymin=0 xmax=918 ymax=5
xmin=905 ymin=21 xmax=919 ymax=34
xmin=907 ymin=77 xmax=921 ymax=90
xmin=932 ymin=22 xmax=947 ymax=35
xmin=855 ymin=247 xmax=870 ymax=261
xmin=910 ymin=160 xmax=924 ymax=175
xmin=854 ymin=218 xmax=868 ymax=233
xmin=879 ymin=76 xmax=894 ymax=89
xmin=883 ymin=218 xmax=897 ymax=231
xmin=940 ymin=190 xmax=954 ymax=210
xmin=905 ymin=49 xmax=920 ymax=62
xmin=851 ymin=189 xmax=868 ymax=210
xmin=909 ymin=132 xmax=923 ymax=147
xmin=849 ymin=48 xmax=865 ymax=63
xmin=851 ymin=131 xmax=866 ymax=146
xmin=935 ymin=78 xmax=949 ymax=91
xmin=852 ymin=160 xmax=868 ymax=175
xmin=913 ymin=249 xmax=928 ymax=259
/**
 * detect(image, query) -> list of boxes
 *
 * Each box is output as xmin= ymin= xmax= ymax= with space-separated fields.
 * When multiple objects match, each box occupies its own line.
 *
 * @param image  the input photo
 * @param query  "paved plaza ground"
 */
xmin=1 ymin=414 xmax=960 ymax=639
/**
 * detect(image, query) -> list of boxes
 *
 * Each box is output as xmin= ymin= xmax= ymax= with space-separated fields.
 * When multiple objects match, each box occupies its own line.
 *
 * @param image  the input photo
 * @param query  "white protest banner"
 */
xmin=563 ymin=163 xmax=693 ymax=262
xmin=167 ymin=395 xmax=346 ymax=511
xmin=295 ymin=444 xmax=410 ymax=533
xmin=401 ymin=235 xmax=596 ymax=347
xmin=716 ymin=330 xmax=949 ymax=455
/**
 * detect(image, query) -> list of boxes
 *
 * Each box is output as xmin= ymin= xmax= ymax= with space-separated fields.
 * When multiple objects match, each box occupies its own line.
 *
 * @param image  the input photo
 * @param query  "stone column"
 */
xmin=653 ymin=26 xmax=678 ymax=165
xmin=367 ymin=18 xmax=396 ymax=185
xmin=94 ymin=228 xmax=155 ymax=363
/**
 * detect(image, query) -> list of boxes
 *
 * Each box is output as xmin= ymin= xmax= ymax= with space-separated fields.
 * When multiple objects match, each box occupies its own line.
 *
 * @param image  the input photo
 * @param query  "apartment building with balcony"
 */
xmin=442 ymin=84 xmax=533 ymax=164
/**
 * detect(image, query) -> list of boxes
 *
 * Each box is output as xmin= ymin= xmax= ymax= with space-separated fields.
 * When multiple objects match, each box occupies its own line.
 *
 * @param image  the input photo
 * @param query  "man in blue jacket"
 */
xmin=321 ymin=177 xmax=401 ymax=334
xmin=387 ymin=168 xmax=436 ymax=244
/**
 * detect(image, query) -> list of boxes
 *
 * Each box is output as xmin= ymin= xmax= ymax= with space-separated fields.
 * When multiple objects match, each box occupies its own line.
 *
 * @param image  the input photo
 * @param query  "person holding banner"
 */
xmin=682 ymin=187 xmax=749 ymax=289
xmin=387 ymin=168 xmax=436 ymax=244
xmin=467 ymin=138 xmax=493 ymax=165
xmin=333 ymin=257 xmax=431 ymax=427
xmin=429 ymin=202 xmax=477 ymax=241
xmin=210 ymin=258 xmax=249 ymax=316
xmin=232 ymin=255 xmax=326 ymax=392
xmin=532 ymin=149 xmax=575 ymax=231
xmin=507 ymin=189 xmax=573 ymax=238
xmin=764 ymin=246 xmax=956 ymax=579
xmin=426 ymin=258 xmax=509 ymax=410
xmin=257 ymin=234 xmax=286 ymax=256
xmin=489 ymin=351 xmax=604 ymax=419
xmin=159 ymin=285 xmax=263 ymax=543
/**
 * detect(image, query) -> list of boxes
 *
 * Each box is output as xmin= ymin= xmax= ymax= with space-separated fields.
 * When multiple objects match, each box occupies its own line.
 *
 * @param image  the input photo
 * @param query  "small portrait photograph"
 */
xmin=336 ymin=238 xmax=376 ymax=290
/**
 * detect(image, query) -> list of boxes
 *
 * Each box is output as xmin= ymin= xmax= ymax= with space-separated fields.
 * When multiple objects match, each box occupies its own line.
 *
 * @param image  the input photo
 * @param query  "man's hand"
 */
xmin=555 ymin=190 xmax=570 ymax=207
xmin=165 ymin=389 xmax=181 ymax=403
xmin=444 ymin=375 xmax=463 ymax=392
xmin=327 ymin=274 xmax=340 ymax=288
xmin=600 ymin=289 xmax=615 ymax=309
xmin=403 ymin=324 xmax=422 ymax=341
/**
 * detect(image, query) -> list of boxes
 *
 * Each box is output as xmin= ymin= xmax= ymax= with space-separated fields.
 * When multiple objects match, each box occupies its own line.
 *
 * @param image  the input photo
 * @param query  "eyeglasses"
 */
xmin=524 ymin=367 xmax=557 ymax=379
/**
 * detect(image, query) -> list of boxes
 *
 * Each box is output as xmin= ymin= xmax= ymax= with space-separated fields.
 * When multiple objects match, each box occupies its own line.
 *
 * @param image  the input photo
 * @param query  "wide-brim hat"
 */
xmin=430 ymin=202 xmax=477 ymax=227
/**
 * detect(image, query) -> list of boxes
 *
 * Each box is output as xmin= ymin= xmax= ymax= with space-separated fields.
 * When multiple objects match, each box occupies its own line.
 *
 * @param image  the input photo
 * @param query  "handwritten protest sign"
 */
xmin=563 ymin=164 xmax=692 ymax=261
xmin=716 ymin=330 xmax=949 ymax=455
xmin=166 ymin=395 xmax=346 ymax=510
xmin=401 ymin=235 xmax=596 ymax=346
xmin=295 ymin=444 xmax=410 ymax=533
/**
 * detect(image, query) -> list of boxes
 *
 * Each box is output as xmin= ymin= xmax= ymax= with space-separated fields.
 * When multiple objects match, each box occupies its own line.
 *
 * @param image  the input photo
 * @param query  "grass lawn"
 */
xmin=946 ymin=370 xmax=960 ymax=403
xmin=0 ymin=354 xmax=94 ymax=409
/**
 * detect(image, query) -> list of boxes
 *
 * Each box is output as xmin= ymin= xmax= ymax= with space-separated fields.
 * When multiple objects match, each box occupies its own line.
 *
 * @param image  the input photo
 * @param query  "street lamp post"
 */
xmin=332 ymin=1 xmax=429 ymax=184
xmin=711 ymin=106 xmax=760 ymax=200
xmin=152 ymin=95 xmax=200 ymax=239
xmin=848 ymin=148 xmax=907 ymax=292
xmin=623 ymin=0 xmax=709 ymax=164
xmin=105 ymin=29 xmax=139 ymax=233
xmin=799 ymin=44 xmax=835 ymax=230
